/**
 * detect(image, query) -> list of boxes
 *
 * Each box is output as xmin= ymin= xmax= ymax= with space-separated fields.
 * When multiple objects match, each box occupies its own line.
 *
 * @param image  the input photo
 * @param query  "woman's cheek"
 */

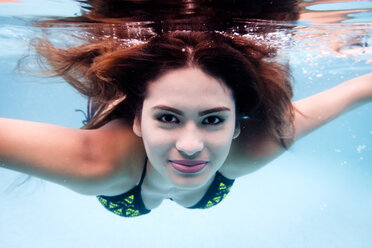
xmin=206 ymin=125 xmax=235 ymax=145
xmin=143 ymin=129 xmax=175 ymax=155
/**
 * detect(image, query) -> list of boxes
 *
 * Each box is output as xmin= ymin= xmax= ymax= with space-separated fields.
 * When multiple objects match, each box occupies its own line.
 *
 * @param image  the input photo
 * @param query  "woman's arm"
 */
xmin=0 ymin=118 xmax=144 ymax=194
xmin=223 ymin=72 xmax=372 ymax=178
xmin=293 ymin=72 xmax=372 ymax=139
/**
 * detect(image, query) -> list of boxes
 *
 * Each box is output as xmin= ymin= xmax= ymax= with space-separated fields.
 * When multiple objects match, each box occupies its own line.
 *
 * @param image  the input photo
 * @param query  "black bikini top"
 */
xmin=97 ymin=158 xmax=235 ymax=217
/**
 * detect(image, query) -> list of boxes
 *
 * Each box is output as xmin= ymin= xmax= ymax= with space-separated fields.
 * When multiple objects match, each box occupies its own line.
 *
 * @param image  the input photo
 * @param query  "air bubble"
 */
xmin=320 ymin=203 xmax=327 ymax=211
xmin=356 ymin=145 xmax=366 ymax=153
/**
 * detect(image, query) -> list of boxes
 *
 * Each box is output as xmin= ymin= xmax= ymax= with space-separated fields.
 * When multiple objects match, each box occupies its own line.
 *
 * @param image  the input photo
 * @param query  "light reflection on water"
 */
xmin=0 ymin=0 xmax=371 ymax=247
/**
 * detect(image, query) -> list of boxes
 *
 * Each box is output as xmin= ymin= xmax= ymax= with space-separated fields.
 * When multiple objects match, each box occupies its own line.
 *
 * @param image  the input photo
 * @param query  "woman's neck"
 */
xmin=141 ymin=159 xmax=215 ymax=208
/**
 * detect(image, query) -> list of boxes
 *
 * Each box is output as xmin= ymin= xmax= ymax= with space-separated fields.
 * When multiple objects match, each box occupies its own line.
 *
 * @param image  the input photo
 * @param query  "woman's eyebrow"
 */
xmin=151 ymin=105 xmax=231 ymax=116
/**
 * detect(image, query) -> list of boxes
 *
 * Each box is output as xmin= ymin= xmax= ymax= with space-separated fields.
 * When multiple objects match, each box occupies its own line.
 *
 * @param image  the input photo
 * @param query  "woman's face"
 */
xmin=133 ymin=67 xmax=238 ymax=189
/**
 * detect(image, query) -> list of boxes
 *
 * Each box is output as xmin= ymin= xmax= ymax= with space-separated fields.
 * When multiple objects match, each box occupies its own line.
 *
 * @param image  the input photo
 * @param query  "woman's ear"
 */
xmin=233 ymin=124 xmax=241 ymax=139
xmin=132 ymin=116 xmax=142 ymax=137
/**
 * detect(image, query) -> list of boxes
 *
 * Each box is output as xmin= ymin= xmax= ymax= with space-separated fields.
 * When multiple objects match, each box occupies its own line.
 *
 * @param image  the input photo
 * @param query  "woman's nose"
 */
xmin=175 ymin=125 xmax=204 ymax=157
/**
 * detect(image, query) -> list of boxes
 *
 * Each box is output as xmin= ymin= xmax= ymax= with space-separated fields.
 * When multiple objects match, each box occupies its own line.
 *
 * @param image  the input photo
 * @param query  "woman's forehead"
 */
xmin=145 ymin=67 xmax=234 ymax=102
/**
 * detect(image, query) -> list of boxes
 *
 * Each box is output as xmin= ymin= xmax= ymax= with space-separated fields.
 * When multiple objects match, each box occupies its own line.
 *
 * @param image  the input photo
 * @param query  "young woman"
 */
xmin=1 ymin=31 xmax=371 ymax=217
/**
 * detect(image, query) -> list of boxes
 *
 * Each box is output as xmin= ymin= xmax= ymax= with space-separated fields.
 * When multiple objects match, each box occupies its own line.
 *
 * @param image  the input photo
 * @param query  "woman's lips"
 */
xmin=169 ymin=160 xmax=208 ymax=174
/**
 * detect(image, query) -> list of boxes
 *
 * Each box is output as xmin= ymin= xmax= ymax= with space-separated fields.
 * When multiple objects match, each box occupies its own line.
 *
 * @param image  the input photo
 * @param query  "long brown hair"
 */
xmin=35 ymin=31 xmax=294 ymax=144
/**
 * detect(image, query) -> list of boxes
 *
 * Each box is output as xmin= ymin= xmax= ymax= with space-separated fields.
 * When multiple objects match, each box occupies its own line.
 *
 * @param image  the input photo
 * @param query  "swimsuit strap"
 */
xmin=96 ymin=156 xmax=151 ymax=217
xmin=187 ymin=170 xmax=235 ymax=209
xmin=138 ymin=157 xmax=148 ymax=186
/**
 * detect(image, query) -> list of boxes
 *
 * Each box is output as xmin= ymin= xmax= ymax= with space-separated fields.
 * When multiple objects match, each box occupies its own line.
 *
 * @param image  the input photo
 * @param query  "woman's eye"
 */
xmin=158 ymin=114 xmax=179 ymax=124
xmin=203 ymin=116 xmax=224 ymax=125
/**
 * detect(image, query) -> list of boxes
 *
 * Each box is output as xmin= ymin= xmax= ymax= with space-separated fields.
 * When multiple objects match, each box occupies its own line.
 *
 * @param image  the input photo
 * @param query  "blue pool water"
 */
xmin=0 ymin=0 xmax=372 ymax=247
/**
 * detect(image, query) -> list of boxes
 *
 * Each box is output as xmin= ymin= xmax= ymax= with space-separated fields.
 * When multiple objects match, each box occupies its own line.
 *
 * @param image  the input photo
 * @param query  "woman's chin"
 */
xmin=165 ymin=165 xmax=213 ymax=189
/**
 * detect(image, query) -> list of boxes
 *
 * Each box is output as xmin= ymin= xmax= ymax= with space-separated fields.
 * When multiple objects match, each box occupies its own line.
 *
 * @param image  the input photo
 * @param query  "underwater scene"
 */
xmin=0 ymin=0 xmax=372 ymax=247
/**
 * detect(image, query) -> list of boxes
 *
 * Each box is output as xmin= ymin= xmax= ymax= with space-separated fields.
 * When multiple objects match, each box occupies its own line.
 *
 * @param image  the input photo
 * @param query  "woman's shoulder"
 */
xmin=85 ymin=118 xmax=146 ymax=196
xmin=220 ymin=119 xmax=286 ymax=179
